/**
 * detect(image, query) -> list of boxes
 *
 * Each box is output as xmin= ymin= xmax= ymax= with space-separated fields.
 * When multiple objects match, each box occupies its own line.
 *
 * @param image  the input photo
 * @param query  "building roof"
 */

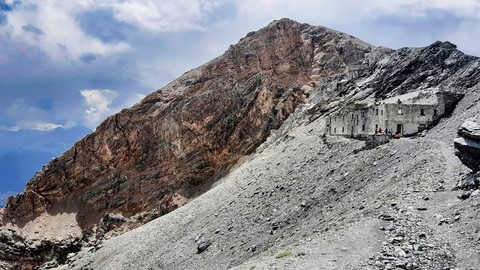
xmin=332 ymin=89 xmax=441 ymax=116
xmin=382 ymin=90 xmax=439 ymax=105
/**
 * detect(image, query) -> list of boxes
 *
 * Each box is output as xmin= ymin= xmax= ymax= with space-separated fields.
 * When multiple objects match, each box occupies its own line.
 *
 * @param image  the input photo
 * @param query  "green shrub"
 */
xmin=275 ymin=250 xmax=292 ymax=259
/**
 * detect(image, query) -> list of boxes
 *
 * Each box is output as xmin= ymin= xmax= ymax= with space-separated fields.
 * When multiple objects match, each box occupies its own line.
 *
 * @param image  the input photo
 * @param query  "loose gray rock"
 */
xmin=455 ymin=117 xmax=480 ymax=172
xmin=458 ymin=191 xmax=472 ymax=200
xmin=458 ymin=117 xmax=480 ymax=140
xmin=197 ymin=240 xmax=212 ymax=254
xmin=470 ymin=189 xmax=480 ymax=198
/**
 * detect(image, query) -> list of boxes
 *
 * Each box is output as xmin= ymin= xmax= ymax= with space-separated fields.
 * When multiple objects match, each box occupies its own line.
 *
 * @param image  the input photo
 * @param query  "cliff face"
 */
xmin=2 ymin=18 xmax=480 ymax=270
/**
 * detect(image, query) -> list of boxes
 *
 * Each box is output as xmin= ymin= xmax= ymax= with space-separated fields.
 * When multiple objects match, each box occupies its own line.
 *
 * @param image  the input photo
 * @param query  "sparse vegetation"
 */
xmin=275 ymin=250 xmax=292 ymax=259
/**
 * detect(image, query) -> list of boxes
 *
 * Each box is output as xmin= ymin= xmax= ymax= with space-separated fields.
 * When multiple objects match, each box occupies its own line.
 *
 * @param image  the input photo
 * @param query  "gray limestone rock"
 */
xmin=470 ymin=189 xmax=480 ymax=198
xmin=458 ymin=117 xmax=480 ymax=140
xmin=197 ymin=240 xmax=212 ymax=254
xmin=455 ymin=117 xmax=480 ymax=172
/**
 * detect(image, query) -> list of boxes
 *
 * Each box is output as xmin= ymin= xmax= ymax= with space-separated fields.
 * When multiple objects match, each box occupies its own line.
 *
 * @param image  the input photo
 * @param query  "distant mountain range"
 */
xmin=0 ymin=126 xmax=90 ymax=206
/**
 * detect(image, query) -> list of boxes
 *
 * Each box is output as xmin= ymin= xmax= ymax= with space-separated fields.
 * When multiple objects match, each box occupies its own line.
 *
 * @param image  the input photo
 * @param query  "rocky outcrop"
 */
xmin=454 ymin=117 xmax=480 ymax=172
xmin=458 ymin=117 xmax=480 ymax=140
xmin=0 ymin=228 xmax=82 ymax=270
xmin=2 ymin=18 xmax=480 ymax=269
xmin=454 ymin=117 xmax=480 ymax=190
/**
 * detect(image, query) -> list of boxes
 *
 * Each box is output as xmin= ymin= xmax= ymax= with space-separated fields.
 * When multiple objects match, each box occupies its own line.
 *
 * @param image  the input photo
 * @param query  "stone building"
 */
xmin=326 ymin=91 xmax=455 ymax=137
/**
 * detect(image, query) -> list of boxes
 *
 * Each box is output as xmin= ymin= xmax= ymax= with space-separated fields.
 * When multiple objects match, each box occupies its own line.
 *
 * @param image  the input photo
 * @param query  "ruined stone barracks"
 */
xmin=326 ymin=90 xmax=462 ymax=137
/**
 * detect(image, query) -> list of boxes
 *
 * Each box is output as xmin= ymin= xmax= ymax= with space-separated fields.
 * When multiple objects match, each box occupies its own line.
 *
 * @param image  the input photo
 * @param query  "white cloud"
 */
xmin=0 ymin=125 xmax=20 ymax=132
xmin=3 ymin=100 xmax=65 ymax=131
xmin=32 ymin=122 xmax=63 ymax=131
xmin=1 ymin=0 xmax=220 ymax=62
xmin=80 ymin=89 xmax=119 ymax=129
xmin=2 ymin=0 xmax=480 ymax=64
xmin=3 ymin=1 xmax=130 ymax=62
xmin=79 ymin=89 xmax=148 ymax=129
xmin=111 ymin=0 xmax=217 ymax=32
xmin=0 ymin=122 xmax=63 ymax=132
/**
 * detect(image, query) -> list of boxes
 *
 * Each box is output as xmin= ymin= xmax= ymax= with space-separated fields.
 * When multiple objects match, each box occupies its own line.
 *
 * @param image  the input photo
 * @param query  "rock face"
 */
xmin=454 ymin=117 xmax=480 ymax=172
xmin=2 ymin=18 xmax=480 ymax=269
xmin=454 ymin=117 xmax=480 ymax=190
xmin=0 ymin=229 xmax=82 ymax=270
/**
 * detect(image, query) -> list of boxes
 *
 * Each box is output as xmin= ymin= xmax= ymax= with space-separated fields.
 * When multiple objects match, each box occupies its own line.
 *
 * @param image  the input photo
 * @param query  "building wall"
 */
xmin=384 ymin=103 xmax=442 ymax=134
xmin=327 ymin=95 xmax=445 ymax=137
xmin=327 ymin=109 xmax=369 ymax=137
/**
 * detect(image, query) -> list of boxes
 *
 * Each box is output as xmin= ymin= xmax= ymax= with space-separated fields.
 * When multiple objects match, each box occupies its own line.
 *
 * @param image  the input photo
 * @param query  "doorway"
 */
xmin=418 ymin=124 xmax=426 ymax=133
xmin=396 ymin=124 xmax=403 ymax=135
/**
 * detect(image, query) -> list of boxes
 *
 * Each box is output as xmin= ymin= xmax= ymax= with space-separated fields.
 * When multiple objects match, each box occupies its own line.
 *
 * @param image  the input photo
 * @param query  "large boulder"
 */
xmin=458 ymin=117 xmax=480 ymax=140
xmin=454 ymin=117 xmax=480 ymax=172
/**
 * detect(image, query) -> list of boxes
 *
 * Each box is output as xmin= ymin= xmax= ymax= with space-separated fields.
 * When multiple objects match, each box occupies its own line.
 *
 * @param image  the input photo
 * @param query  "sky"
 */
xmin=1 ymin=0 xmax=480 ymax=194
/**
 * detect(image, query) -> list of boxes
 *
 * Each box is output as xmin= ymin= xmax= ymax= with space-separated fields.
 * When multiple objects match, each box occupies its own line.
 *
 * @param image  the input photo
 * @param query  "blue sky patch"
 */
xmin=0 ymin=2 xmax=12 ymax=11
xmin=0 ymin=0 xmax=21 ymax=11
xmin=77 ymin=8 xmax=132 ymax=43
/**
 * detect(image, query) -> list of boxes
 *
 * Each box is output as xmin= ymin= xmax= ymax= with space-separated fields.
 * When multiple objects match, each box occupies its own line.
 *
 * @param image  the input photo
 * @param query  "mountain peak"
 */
xmin=430 ymin=40 xmax=457 ymax=49
xmin=268 ymin=17 xmax=299 ymax=25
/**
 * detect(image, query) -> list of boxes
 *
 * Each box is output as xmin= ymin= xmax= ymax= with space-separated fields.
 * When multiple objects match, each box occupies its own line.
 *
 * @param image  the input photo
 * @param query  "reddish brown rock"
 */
xmin=5 ymin=191 xmax=49 ymax=224
xmin=5 ymin=18 xmax=371 ymax=231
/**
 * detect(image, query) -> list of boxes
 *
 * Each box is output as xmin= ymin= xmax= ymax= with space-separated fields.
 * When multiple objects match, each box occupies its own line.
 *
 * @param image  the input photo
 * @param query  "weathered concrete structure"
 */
xmin=326 ymin=91 xmax=457 ymax=137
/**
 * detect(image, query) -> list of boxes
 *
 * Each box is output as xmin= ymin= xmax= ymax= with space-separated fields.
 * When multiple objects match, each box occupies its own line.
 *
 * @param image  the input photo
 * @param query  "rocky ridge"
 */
xmin=1 ymin=18 xmax=480 ymax=269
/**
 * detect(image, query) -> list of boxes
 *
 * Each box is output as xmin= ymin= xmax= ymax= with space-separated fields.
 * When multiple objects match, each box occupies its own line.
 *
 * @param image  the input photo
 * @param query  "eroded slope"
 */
xmin=68 ymin=85 xmax=480 ymax=269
